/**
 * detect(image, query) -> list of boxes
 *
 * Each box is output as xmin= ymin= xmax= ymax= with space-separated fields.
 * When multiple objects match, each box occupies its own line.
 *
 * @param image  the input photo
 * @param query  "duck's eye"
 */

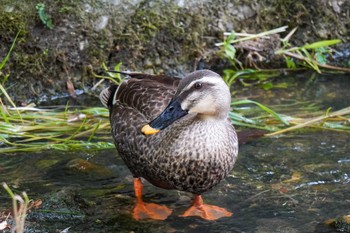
xmin=194 ymin=82 xmax=202 ymax=89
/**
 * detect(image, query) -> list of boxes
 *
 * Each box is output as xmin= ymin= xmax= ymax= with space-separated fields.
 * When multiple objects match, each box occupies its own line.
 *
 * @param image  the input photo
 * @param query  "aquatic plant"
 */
xmin=2 ymin=97 xmax=350 ymax=153
xmin=2 ymin=183 xmax=30 ymax=233
xmin=0 ymin=105 xmax=114 ymax=153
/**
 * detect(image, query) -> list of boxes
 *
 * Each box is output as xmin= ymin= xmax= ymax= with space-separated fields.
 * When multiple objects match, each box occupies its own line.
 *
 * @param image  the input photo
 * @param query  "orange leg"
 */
xmin=180 ymin=195 xmax=232 ymax=220
xmin=132 ymin=178 xmax=172 ymax=220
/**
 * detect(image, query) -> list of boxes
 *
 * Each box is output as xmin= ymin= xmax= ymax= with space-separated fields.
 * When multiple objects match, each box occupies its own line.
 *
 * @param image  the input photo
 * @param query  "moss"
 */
xmin=109 ymin=0 xmax=204 ymax=72
xmin=85 ymin=29 xmax=111 ymax=66
xmin=13 ymin=51 xmax=49 ymax=77
xmin=0 ymin=0 xmax=111 ymax=102
xmin=0 ymin=12 xmax=29 ymax=42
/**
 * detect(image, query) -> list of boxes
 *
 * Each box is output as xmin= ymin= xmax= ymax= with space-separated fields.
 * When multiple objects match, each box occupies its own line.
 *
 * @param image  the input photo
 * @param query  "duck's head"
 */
xmin=142 ymin=70 xmax=231 ymax=135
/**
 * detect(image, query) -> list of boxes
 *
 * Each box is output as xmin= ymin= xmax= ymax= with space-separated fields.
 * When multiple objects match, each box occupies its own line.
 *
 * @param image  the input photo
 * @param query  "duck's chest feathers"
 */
xmin=141 ymin=117 xmax=238 ymax=194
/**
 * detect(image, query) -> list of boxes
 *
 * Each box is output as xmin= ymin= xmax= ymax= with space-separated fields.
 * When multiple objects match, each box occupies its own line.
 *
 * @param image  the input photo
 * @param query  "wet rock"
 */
xmin=325 ymin=215 xmax=350 ymax=233
xmin=24 ymin=188 xmax=85 ymax=232
xmin=46 ymin=158 xmax=116 ymax=183
xmin=65 ymin=158 xmax=114 ymax=177
xmin=31 ymin=188 xmax=85 ymax=220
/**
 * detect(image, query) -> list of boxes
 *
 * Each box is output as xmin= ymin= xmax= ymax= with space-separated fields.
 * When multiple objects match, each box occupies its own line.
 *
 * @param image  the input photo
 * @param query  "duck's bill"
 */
xmin=141 ymin=97 xmax=188 ymax=135
xmin=141 ymin=124 xmax=160 ymax=135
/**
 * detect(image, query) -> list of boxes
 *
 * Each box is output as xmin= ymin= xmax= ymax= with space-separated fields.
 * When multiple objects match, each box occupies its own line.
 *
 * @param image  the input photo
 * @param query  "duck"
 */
xmin=99 ymin=69 xmax=239 ymax=221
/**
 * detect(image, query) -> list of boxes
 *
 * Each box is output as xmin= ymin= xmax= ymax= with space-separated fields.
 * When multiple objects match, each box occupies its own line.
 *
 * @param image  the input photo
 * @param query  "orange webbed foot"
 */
xmin=133 ymin=201 xmax=172 ymax=220
xmin=180 ymin=195 xmax=232 ymax=221
xmin=132 ymin=177 xmax=172 ymax=220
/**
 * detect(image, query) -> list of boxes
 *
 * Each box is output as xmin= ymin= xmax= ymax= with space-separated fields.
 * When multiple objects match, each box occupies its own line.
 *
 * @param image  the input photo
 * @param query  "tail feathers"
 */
xmin=99 ymin=85 xmax=118 ymax=108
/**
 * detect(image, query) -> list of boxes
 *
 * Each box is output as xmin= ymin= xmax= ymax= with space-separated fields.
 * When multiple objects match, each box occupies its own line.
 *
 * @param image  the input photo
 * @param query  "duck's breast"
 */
xmin=142 ymin=117 xmax=238 ymax=194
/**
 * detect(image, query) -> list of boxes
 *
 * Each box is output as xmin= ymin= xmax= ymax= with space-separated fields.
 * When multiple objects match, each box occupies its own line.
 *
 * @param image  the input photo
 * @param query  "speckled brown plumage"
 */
xmin=100 ymin=70 xmax=238 ymax=195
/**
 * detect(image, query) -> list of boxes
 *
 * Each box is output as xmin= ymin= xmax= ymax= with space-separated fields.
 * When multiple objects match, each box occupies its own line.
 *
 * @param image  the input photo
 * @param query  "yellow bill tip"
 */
xmin=141 ymin=124 xmax=160 ymax=135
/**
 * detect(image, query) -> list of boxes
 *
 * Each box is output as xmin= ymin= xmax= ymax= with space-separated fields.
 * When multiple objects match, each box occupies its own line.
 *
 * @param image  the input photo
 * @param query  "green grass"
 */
xmin=0 ymin=97 xmax=349 ymax=153
xmin=0 ymin=105 xmax=114 ymax=153
xmin=218 ymin=26 xmax=350 ymax=77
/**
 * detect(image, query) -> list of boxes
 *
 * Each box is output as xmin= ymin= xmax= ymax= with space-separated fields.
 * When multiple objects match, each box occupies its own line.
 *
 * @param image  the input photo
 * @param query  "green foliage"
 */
xmin=36 ymin=3 xmax=53 ymax=29
xmin=284 ymin=56 xmax=296 ymax=69
xmin=91 ymin=62 xmax=123 ymax=85
xmin=222 ymin=32 xmax=236 ymax=61
xmin=301 ymin=40 xmax=341 ymax=50
xmin=1 ymin=96 xmax=349 ymax=153
xmin=230 ymin=99 xmax=289 ymax=131
xmin=0 ymin=31 xmax=23 ymax=123
xmin=223 ymin=69 xmax=256 ymax=87
xmin=0 ymin=31 xmax=20 ymax=72
xmin=218 ymin=27 xmax=346 ymax=88
xmin=276 ymin=39 xmax=342 ymax=73
xmin=0 ymin=105 xmax=114 ymax=153
xmin=224 ymin=69 xmax=285 ymax=91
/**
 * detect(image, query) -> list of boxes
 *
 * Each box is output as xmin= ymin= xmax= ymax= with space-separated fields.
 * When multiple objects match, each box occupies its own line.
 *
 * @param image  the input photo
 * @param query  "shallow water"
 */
xmin=1 ymin=72 xmax=350 ymax=233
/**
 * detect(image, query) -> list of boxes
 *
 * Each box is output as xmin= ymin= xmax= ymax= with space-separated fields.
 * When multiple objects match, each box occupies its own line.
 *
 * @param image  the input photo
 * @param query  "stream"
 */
xmin=0 ymin=72 xmax=349 ymax=233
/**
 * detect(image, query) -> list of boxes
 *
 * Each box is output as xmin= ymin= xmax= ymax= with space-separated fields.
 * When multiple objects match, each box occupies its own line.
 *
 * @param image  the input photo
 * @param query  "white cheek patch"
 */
xmin=181 ymin=101 xmax=189 ymax=111
xmin=181 ymin=92 xmax=197 ymax=110
xmin=179 ymin=75 xmax=227 ymax=114
xmin=188 ymin=95 xmax=216 ymax=115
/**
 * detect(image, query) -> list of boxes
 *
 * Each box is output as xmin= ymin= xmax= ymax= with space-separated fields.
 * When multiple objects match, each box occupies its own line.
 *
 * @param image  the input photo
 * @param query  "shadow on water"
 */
xmin=1 ymin=73 xmax=350 ymax=232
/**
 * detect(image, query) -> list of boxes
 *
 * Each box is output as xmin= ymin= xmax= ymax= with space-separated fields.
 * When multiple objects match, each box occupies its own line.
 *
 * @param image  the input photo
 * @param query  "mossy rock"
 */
xmin=0 ymin=0 xmax=349 ymax=103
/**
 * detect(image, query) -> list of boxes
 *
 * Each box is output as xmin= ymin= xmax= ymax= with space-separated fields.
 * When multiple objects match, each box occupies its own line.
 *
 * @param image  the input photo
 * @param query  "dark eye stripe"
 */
xmin=178 ymin=89 xmax=193 ymax=101
xmin=178 ymin=82 xmax=215 ymax=101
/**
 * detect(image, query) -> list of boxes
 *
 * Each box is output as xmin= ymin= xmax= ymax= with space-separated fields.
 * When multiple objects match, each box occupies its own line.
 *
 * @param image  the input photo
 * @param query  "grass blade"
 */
xmin=302 ymin=39 xmax=341 ymax=49
xmin=232 ymin=100 xmax=289 ymax=125
xmin=0 ymin=31 xmax=20 ymax=70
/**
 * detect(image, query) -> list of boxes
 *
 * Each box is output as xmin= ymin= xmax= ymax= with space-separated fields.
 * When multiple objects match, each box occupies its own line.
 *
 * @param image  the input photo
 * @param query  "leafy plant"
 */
xmin=276 ymin=38 xmax=342 ymax=73
xmin=36 ymin=3 xmax=53 ymax=29
xmin=90 ymin=62 xmax=123 ymax=87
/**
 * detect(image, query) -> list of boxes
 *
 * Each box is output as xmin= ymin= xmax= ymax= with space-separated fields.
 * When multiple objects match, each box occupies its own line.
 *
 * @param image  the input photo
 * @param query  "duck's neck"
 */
xmin=196 ymin=111 xmax=229 ymax=121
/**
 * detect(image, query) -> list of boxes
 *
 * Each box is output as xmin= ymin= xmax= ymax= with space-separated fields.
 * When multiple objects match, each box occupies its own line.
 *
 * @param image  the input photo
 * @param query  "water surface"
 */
xmin=1 ymin=73 xmax=349 ymax=232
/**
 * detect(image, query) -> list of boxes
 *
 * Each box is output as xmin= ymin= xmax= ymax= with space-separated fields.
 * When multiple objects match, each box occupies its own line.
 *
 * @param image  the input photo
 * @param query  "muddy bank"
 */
xmin=0 ymin=0 xmax=349 ymax=103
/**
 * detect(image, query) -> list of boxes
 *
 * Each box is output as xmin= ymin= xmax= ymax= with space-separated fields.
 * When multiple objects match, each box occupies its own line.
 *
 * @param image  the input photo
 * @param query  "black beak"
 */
xmin=150 ymin=96 xmax=188 ymax=130
xmin=141 ymin=97 xmax=188 ymax=135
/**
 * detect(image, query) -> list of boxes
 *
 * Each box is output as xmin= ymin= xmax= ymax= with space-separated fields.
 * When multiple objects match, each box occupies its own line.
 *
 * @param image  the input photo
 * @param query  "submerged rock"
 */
xmin=64 ymin=158 xmax=116 ymax=180
xmin=325 ymin=215 xmax=350 ymax=233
